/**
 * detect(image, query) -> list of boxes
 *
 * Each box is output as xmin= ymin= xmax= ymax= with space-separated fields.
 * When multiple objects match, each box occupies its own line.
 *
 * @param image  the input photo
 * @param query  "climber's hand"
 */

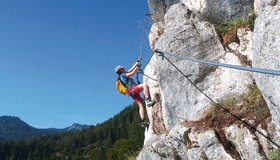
xmin=138 ymin=68 xmax=143 ymax=73
xmin=136 ymin=60 xmax=141 ymax=67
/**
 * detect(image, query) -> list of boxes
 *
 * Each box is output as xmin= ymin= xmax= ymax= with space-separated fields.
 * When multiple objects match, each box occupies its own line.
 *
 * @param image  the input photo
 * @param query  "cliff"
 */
xmin=137 ymin=0 xmax=280 ymax=159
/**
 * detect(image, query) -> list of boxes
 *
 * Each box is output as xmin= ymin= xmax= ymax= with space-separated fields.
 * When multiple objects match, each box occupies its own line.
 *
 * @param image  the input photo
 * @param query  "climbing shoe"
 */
xmin=146 ymin=99 xmax=156 ymax=107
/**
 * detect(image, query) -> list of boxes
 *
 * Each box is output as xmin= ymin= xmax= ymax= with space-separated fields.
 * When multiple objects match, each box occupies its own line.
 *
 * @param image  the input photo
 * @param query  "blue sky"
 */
xmin=0 ymin=1 xmax=152 ymax=128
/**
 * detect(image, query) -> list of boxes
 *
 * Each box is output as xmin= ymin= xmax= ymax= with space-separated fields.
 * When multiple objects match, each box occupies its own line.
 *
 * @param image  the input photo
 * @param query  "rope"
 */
xmin=136 ymin=14 xmax=158 ymax=83
xmin=141 ymin=53 xmax=159 ymax=82
xmin=136 ymin=15 xmax=148 ymax=84
xmin=136 ymin=53 xmax=158 ymax=82
xmin=155 ymin=49 xmax=280 ymax=76
xmin=138 ymin=71 xmax=158 ymax=82
xmin=138 ymin=17 xmax=146 ymax=61
xmin=157 ymin=52 xmax=280 ymax=148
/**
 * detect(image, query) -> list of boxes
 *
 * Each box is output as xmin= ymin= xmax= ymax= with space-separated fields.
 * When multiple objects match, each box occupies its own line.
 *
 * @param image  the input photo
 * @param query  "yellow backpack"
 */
xmin=116 ymin=77 xmax=128 ymax=95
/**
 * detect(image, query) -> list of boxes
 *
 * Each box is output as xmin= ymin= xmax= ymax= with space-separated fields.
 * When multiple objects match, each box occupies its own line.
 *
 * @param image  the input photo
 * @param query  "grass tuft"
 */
xmin=214 ymin=9 xmax=256 ymax=36
xmin=269 ymin=148 xmax=280 ymax=160
xmin=240 ymin=84 xmax=269 ymax=118
xmin=204 ymin=83 xmax=269 ymax=124
xmin=212 ymin=8 xmax=257 ymax=49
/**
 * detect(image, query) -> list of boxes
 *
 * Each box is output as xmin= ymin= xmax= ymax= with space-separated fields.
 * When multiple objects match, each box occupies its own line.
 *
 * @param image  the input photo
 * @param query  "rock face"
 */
xmin=149 ymin=3 xmax=253 ymax=130
xmin=148 ymin=0 xmax=180 ymax=23
xmin=182 ymin=0 xmax=254 ymax=23
xmin=188 ymin=129 xmax=234 ymax=159
xmin=138 ymin=125 xmax=190 ymax=160
xmin=137 ymin=0 xmax=280 ymax=159
xmin=225 ymin=125 xmax=267 ymax=160
xmin=253 ymin=0 xmax=280 ymax=144
xmin=153 ymin=3 xmax=226 ymax=129
xmin=254 ymin=0 xmax=278 ymax=15
xmin=148 ymin=0 xmax=253 ymax=23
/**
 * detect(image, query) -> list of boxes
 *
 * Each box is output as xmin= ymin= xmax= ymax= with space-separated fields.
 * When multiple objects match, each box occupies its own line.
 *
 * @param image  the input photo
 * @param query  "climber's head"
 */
xmin=115 ymin=65 xmax=125 ymax=75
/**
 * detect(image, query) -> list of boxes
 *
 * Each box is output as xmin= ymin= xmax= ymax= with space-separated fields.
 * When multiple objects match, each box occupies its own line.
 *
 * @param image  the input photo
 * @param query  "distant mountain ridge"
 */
xmin=0 ymin=104 xmax=144 ymax=159
xmin=0 ymin=116 xmax=91 ymax=142
xmin=65 ymin=123 xmax=90 ymax=131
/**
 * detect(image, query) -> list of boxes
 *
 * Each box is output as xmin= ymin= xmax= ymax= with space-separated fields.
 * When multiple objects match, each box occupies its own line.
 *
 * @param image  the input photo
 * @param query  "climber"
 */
xmin=115 ymin=60 xmax=156 ymax=126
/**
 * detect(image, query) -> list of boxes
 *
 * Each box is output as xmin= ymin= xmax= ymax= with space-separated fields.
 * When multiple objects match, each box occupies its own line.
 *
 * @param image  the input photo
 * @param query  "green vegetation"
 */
xmin=206 ymin=84 xmax=269 ymax=122
xmin=0 ymin=116 xmax=64 ymax=142
xmin=0 ymin=103 xmax=145 ymax=160
xmin=207 ymin=94 xmax=238 ymax=121
xmin=214 ymin=9 xmax=256 ymax=36
xmin=269 ymin=148 xmax=280 ymax=160
xmin=240 ymin=84 xmax=269 ymax=117
xmin=188 ymin=83 xmax=271 ymax=158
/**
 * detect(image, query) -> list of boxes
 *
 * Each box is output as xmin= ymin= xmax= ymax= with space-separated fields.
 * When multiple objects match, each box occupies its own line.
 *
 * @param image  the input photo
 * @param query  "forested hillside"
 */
xmin=0 ymin=116 xmax=62 ymax=142
xmin=0 ymin=116 xmax=91 ymax=142
xmin=0 ymin=103 xmax=145 ymax=160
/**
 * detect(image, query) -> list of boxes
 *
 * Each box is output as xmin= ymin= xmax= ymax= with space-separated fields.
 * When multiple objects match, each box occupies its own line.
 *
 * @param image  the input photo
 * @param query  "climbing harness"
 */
xmin=156 ymin=50 xmax=280 ymax=148
xmin=155 ymin=49 xmax=280 ymax=76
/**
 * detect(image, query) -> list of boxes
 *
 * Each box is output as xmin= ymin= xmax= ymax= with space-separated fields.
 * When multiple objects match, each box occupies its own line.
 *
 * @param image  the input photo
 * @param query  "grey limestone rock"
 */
xmin=182 ymin=0 xmax=254 ymax=23
xmin=148 ymin=0 xmax=254 ymax=24
xmin=253 ymin=0 xmax=280 ymax=136
xmin=225 ymin=124 xmax=267 ymax=160
xmin=148 ymin=0 xmax=180 ymax=23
